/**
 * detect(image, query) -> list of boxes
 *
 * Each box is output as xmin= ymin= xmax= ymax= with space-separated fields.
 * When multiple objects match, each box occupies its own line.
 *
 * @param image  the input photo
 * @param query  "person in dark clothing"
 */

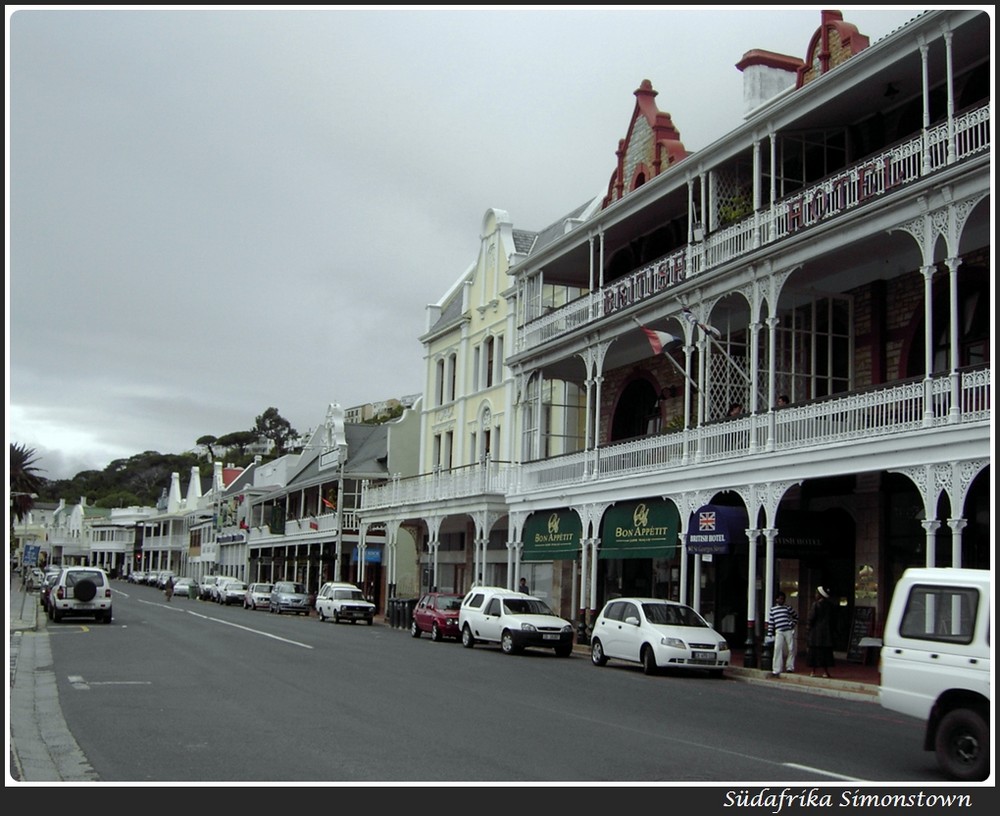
xmin=807 ymin=586 xmax=834 ymax=677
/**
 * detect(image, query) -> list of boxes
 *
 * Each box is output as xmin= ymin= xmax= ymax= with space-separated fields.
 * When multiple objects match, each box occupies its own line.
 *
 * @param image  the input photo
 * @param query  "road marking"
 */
xmin=67 ymin=675 xmax=152 ymax=690
xmin=134 ymin=596 xmax=313 ymax=648
xmin=782 ymin=762 xmax=865 ymax=781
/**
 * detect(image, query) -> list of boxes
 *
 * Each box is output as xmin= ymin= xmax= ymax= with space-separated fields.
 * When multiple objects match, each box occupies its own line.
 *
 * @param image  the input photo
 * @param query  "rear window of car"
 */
xmin=66 ymin=570 xmax=106 ymax=587
xmin=899 ymin=584 xmax=979 ymax=645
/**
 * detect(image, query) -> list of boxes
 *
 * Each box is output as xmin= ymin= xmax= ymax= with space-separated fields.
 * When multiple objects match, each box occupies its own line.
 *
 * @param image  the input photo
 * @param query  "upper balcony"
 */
xmin=514 ymin=104 xmax=990 ymax=355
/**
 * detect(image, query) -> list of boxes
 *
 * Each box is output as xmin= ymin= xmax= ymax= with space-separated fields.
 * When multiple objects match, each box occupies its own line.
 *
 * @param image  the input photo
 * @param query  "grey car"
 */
xmin=269 ymin=581 xmax=310 ymax=615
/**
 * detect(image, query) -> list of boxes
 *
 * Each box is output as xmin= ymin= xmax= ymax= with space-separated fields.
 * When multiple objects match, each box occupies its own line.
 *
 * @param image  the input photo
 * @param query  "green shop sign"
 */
xmin=600 ymin=500 xmax=679 ymax=559
xmin=522 ymin=510 xmax=582 ymax=562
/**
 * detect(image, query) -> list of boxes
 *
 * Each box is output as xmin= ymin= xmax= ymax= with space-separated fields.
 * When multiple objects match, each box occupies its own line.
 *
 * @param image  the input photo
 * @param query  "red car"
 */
xmin=410 ymin=592 xmax=463 ymax=641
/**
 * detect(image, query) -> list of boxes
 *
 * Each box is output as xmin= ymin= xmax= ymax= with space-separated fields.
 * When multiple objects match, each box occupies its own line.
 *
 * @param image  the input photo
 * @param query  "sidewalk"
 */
xmin=9 ymin=577 xmax=99 ymax=783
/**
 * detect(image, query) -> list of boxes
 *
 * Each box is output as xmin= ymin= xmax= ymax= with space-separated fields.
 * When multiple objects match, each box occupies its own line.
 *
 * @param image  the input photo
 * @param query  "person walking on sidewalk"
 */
xmin=807 ymin=586 xmax=835 ymax=678
xmin=767 ymin=591 xmax=797 ymax=677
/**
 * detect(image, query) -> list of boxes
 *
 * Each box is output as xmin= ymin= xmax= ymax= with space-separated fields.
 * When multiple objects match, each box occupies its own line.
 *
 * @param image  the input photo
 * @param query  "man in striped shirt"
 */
xmin=767 ymin=591 xmax=798 ymax=677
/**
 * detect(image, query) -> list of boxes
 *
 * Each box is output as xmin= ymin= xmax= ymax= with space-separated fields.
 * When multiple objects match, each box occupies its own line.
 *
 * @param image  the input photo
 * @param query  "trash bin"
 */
xmin=401 ymin=598 xmax=418 ymax=630
xmin=387 ymin=597 xmax=399 ymax=628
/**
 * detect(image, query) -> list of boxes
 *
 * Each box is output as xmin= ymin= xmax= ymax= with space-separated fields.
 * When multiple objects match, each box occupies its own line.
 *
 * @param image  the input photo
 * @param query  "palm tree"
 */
xmin=10 ymin=442 xmax=44 ymax=522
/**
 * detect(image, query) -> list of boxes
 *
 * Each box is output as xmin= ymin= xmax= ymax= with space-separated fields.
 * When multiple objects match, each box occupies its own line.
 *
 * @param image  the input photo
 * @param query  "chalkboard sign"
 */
xmin=846 ymin=606 xmax=876 ymax=662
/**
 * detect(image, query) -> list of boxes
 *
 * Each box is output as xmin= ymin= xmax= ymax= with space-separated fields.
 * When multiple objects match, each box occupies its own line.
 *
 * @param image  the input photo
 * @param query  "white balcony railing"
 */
xmin=516 ymin=103 xmax=991 ymax=353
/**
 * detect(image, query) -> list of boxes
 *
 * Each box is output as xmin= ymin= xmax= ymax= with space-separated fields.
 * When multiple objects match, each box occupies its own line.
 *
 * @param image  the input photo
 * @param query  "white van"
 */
xmin=879 ymin=568 xmax=990 ymax=781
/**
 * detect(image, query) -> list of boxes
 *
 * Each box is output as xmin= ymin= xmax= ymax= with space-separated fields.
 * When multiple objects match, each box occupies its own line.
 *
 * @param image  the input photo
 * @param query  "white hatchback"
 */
xmin=459 ymin=586 xmax=574 ymax=657
xmin=590 ymin=597 xmax=730 ymax=677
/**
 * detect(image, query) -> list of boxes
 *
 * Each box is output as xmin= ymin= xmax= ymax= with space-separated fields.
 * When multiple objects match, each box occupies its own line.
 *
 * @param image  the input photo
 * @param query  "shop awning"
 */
xmin=600 ymin=500 xmax=679 ymax=559
xmin=686 ymin=505 xmax=748 ymax=555
xmin=522 ymin=510 xmax=582 ymax=562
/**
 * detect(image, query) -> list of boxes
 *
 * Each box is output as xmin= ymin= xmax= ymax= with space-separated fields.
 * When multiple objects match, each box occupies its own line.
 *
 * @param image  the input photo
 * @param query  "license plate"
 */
xmin=542 ymin=634 xmax=559 ymax=641
xmin=75 ymin=603 xmax=96 ymax=610
xmin=692 ymin=651 xmax=716 ymax=662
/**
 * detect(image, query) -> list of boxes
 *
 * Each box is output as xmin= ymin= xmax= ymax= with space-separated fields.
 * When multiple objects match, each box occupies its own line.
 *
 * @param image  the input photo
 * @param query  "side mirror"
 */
xmin=624 ymin=616 xmax=640 ymax=626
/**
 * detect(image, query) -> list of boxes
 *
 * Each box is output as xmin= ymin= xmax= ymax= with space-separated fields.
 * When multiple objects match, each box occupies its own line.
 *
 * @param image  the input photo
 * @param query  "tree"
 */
xmin=196 ymin=435 xmax=218 ymax=460
xmin=254 ymin=407 xmax=298 ymax=456
xmin=10 ymin=442 xmax=44 ymax=522
xmin=216 ymin=430 xmax=258 ymax=457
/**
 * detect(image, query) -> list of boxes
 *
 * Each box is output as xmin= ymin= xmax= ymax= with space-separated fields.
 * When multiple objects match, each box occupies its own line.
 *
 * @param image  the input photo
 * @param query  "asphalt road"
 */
xmin=18 ymin=580 xmax=948 ymax=785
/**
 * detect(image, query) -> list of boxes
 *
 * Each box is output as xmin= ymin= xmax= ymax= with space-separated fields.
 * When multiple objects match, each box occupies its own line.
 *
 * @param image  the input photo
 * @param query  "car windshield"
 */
xmin=334 ymin=589 xmax=364 ymax=600
xmin=281 ymin=583 xmax=306 ymax=594
xmin=642 ymin=603 xmax=709 ymax=628
xmin=502 ymin=598 xmax=554 ymax=616
xmin=442 ymin=598 xmax=462 ymax=611
xmin=254 ymin=585 xmax=272 ymax=592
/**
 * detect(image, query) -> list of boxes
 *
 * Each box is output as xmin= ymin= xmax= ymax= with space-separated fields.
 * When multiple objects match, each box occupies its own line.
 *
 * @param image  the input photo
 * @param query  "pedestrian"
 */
xmin=518 ymin=577 xmax=529 ymax=594
xmin=767 ymin=591 xmax=798 ymax=677
xmin=727 ymin=402 xmax=744 ymax=417
xmin=777 ymin=394 xmax=790 ymax=407
xmin=806 ymin=586 xmax=834 ymax=677
xmin=165 ymin=576 xmax=174 ymax=603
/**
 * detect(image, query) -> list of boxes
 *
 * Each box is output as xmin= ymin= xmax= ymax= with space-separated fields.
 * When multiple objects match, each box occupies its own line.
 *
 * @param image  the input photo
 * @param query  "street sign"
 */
xmin=22 ymin=544 xmax=41 ymax=566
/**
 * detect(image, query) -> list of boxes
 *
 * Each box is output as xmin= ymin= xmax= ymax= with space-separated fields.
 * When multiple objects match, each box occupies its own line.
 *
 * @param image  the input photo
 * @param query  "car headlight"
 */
xmin=561 ymin=625 xmax=573 ymax=634
xmin=520 ymin=623 xmax=537 ymax=632
xmin=660 ymin=636 xmax=686 ymax=649
xmin=718 ymin=641 xmax=729 ymax=651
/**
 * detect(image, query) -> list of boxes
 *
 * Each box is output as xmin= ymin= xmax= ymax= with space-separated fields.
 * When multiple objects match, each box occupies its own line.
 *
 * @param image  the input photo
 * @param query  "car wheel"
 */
xmin=431 ymin=623 xmax=442 ymax=642
xmin=410 ymin=619 xmax=421 ymax=638
xmin=47 ymin=605 xmax=54 ymax=621
xmin=100 ymin=611 xmax=112 ymax=624
xmin=366 ymin=617 xmax=373 ymax=625
xmin=318 ymin=608 xmax=326 ymax=622
xmin=641 ymin=645 xmax=659 ymax=676
xmin=935 ymin=708 xmax=988 ymax=781
xmin=334 ymin=613 xmax=340 ymax=624
xmin=462 ymin=625 xmax=475 ymax=648
xmin=591 ymin=638 xmax=608 ymax=666
xmin=74 ymin=579 xmax=97 ymax=603
xmin=52 ymin=608 xmax=63 ymax=623
xmin=501 ymin=630 xmax=516 ymax=654
xmin=709 ymin=669 xmax=725 ymax=679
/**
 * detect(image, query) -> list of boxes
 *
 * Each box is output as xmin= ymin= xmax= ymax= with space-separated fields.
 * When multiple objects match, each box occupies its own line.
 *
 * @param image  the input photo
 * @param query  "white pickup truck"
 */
xmin=879 ymin=567 xmax=990 ymax=781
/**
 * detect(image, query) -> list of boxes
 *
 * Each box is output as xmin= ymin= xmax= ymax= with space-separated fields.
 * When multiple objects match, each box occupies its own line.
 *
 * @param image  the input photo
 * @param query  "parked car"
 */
xmin=25 ymin=567 xmax=45 ymax=591
xmin=172 ymin=577 xmax=197 ymax=598
xmin=39 ymin=571 xmax=60 ymax=612
xmin=198 ymin=575 xmax=224 ymax=600
xmin=210 ymin=577 xmax=238 ymax=603
xmin=244 ymin=582 xmax=272 ymax=610
xmin=315 ymin=582 xmax=375 ymax=624
xmin=269 ymin=581 xmax=310 ymax=615
xmin=219 ymin=580 xmax=248 ymax=606
xmin=129 ymin=571 xmax=146 ymax=585
xmin=410 ymin=591 xmax=463 ymax=641
xmin=590 ymin=597 xmax=730 ymax=677
xmin=879 ymin=567 xmax=990 ymax=781
xmin=156 ymin=571 xmax=177 ymax=589
xmin=459 ymin=586 xmax=574 ymax=656
xmin=49 ymin=566 xmax=113 ymax=624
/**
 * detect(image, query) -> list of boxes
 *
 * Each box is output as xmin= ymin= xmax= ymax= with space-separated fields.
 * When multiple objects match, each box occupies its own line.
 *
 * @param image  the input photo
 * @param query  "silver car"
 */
xmin=269 ymin=581 xmax=310 ymax=615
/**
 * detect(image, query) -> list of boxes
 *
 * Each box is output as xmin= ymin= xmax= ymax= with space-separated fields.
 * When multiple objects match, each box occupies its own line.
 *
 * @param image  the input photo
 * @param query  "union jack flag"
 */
xmin=698 ymin=511 xmax=716 ymax=532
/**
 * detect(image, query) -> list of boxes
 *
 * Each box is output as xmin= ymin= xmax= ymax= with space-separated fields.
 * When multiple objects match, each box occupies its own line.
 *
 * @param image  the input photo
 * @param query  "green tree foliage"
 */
xmin=196 ymin=435 xmax=218 ymax=459
xmin=39 ymin=451 xmax=203 ymax=507
xmin=254 ymin=407 xmax=298 ymax=455
xmin=216 ymin=430 xmax=258 ymax=455
xmin=10 ymin=442 xmax=44 ymax=522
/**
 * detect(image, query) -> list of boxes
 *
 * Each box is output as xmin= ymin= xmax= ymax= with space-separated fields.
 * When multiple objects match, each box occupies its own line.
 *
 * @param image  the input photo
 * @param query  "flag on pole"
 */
xmin=321 ymin=497 xmax=336 ymax=510
xmin=641 ymin=326 xmax=681 ymax=356
xmin=681 ymin=307 xmax=722 ymax=339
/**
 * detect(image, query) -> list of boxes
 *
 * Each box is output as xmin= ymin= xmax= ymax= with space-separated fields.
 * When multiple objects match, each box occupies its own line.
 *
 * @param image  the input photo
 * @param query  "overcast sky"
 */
xmin=7 ymin=5 xmax=927 ymax=482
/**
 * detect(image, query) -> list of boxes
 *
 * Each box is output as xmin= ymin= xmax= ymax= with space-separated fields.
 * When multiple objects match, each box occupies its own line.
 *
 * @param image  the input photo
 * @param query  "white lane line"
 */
xmin=135 ymin=597 xmax=313 ymax=648
xmin=781 ymin=763 xmax=866 ymax=781
xmin=185 ymin=609 xmax=314 ymax=649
